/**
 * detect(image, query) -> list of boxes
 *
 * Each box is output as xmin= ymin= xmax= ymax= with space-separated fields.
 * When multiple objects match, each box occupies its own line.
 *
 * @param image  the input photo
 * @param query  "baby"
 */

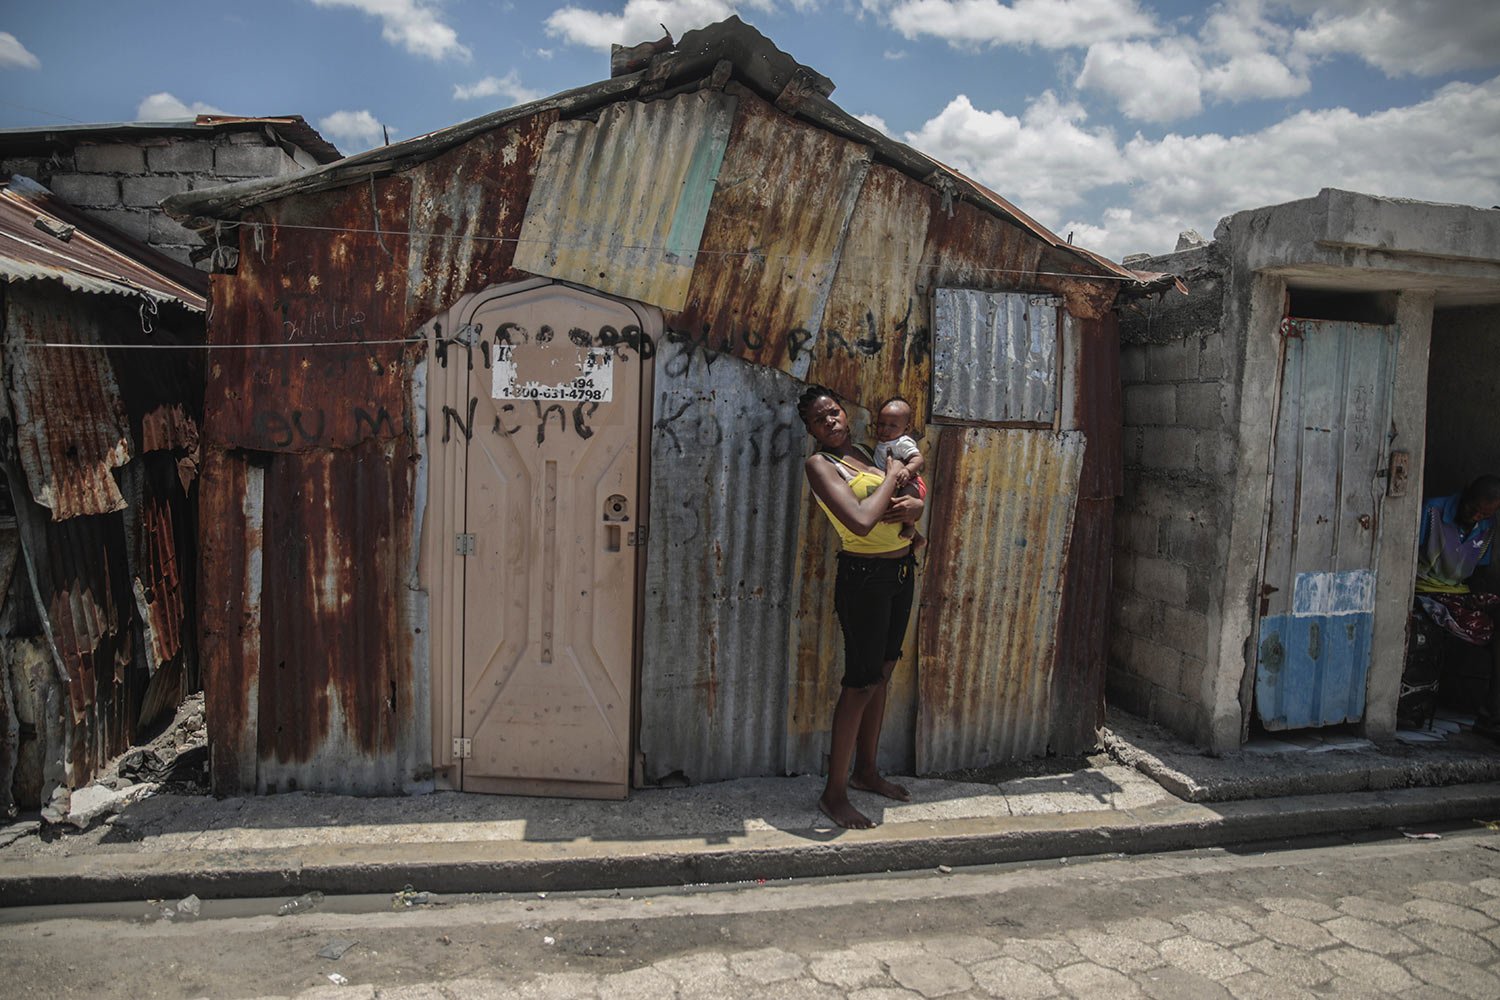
xmin=872 ymin=396 xmax=927 ymax=553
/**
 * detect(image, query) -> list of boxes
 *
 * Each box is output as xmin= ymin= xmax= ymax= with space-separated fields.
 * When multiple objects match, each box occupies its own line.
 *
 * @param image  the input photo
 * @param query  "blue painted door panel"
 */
xmin=1254 ymin=319 xmax=1398 ymax=730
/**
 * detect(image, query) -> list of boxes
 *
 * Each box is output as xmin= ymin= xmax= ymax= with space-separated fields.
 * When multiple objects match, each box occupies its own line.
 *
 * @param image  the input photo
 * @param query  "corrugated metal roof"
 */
xmin=932 ymin=290 xmax=1062 ymax=425
xmin=917 ymin=426 xmax=1083 ymax=772
xmin=668 ymin=91 xmax=870 ymax=379
xmin=513 ymin=91 xmax=736 ymax=312
xmin=639 ymin=353 xmax=805 ymax=782
xmin=0 ymin=177 xmax=206 ymax=310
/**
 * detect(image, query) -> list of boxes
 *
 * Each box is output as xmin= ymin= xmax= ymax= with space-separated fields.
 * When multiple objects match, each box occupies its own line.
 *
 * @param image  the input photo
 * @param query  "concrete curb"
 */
xmin=4 ymin=782 xmax=1499 ymax=907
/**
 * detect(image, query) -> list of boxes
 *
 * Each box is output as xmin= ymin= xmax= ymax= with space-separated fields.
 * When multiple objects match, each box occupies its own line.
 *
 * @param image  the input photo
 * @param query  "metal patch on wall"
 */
xmin=932 ymin=289 xmax=1061 ymax=425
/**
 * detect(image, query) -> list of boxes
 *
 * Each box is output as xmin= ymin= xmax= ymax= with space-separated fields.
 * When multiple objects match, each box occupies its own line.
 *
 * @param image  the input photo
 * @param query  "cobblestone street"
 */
xmin=6 ymin=825 xmax=1500 ymax=998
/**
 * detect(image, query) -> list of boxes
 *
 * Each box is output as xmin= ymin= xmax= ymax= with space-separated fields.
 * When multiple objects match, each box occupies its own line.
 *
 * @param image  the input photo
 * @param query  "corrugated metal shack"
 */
xmin=166 ymin=18 xmax=1170 ymax=797
xmin=0 ymin=176 xmax=204 ymax=815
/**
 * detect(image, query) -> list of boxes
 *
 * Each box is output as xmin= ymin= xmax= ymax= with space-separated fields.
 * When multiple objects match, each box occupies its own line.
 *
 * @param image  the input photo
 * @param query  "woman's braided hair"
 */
xmin=796 ymin=384 xmax=840 ymax=427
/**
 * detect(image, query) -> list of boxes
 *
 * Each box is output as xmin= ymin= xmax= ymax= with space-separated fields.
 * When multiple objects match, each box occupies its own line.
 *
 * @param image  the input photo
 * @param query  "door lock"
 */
xmin=603 ymin=494 xmax=630 ymax=551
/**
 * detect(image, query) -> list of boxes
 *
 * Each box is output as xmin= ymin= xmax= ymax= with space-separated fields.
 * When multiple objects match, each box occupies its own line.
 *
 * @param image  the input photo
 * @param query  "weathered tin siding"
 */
xmin=1 ymin=284 xmax=200 ymax=805
xmin=931 ymin=289 xmax=1061 ymax=426
xmin=1048 ymin=497 xmax=1113 ymax=753
xmin=514 ymin=91 xmax=736 ymax=312
xmin=917 ymin=427 xmax=1084 ymax=771
xmin=639 ymin=352 xmax=804 ymax=782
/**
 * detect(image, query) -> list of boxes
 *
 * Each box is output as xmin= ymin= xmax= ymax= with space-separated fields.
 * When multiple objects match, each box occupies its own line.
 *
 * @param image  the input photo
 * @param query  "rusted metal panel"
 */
xmin=640 ymin=352 xmax=805 ymax=782
xmin=207 ymin=175 xmax=417 ymax=453
xmin=668 ymin=89 xmax=870 ymax=378
xmin=404 ymin=112 xmax=556 ymax=320
xmin=931 ymin=289 xmax=1061 ymax=425
xmin=4 ymin=292 xmax=132 ymax=519
xmin=917 ymin=427 xmax=1083 ymax=772
xmin=1048 ymin=497 xmax=1112 ymax=753
xmin=0 ymin=177 xmax=206 ymax=310
xmin=255 ymin=439 xmax=424 ymax=794
xmin=1065 ymin=312 xmax=1124 ymax=500
xmin=808 ymin=165 xmax=933 ymax=423
xmin=513 ymin=91 xmax=737 ymax=312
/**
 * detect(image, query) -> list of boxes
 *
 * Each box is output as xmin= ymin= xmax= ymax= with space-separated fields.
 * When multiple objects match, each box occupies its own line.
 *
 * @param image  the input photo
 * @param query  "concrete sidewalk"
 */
xmin=4 ymin=712 xmax=1500 ymax=907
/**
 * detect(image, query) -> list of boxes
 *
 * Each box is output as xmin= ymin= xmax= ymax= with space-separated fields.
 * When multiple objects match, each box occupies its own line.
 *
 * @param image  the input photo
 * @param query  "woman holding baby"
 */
xmin=797 ymin=385 xmax=924 ymax=829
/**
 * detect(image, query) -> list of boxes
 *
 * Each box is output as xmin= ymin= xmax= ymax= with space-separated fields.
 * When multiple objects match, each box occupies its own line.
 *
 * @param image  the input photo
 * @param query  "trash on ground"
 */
xmin=1475 ymin=819 xmax=1500 ymax=831
xmin=436 ymin=935 xmax=452 ymax=946
xmin=1401 ymin=830 xmax=1442 ymax=840
xmin=327 ymin=972 xmax=349 ymax=986
xmin=543 ymin=936 xmax=556 ymax=945
xmin=277 ymin=890 xmax=325 ymax=916
xmin=392 ymin=884 xmax=435 ymax=909
xmin=317 ymin=938 xmax=357 ymax=960
xmin=176 ymin=894 xmax=201 ymax=917
xmin=937 ymin=864 xmax=953 ymax=874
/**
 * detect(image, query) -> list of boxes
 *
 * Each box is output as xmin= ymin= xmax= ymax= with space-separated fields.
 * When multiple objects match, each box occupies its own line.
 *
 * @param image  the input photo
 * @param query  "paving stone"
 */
xmin=1338 ymin=896 xmax=1415 ymax=926
xmin=1469 ymin=878 xmax=1500 ymax=898
xmin=1248 ymin=911 xmax=1337 ymax=949
xmin=1157 ymin=936 xmax=1250 ymax=979
xmin=969 ymin=957 xmax=1056 ymax=1000
xmin=297 ymin=987 xmax=377 ymax=1000
xmin=1396 ymin=986 xmax=1469 ymax=1000
xmin=1483 ymin=926 xmax=1500 ymax=949
xmin=1134 ymin=965 xmax=1231 ymax=1000
xmin=808 ymin=949 xmax=891 ymax=991
xmin=1401 ymin=920 xmax=1499 ymax=963
xmin=1066 ymin=929 xmax=1164 ymax=972
xmin=599 ymin=966 xmax=676 ymax=999
xmin=1322 ymin=915 xmax=1421 ymax=955
xmin=886 ymin=954 xmax=973 ymax=997
xmin=1405 ymin=900 xmax=1495 ymax=933
xmin=1053 ymin=962 xmax=1145 ymax=998
xmin=1317 ymin=945 xmax=1418 ymax=992
xmin=1473 ymin=897 xmax=1500 ymax=921
xmin=509 ymin=974 xmax=604 ymax=999
xmin=997 ymin=938 xmax=1082 ymax=971
xmin=921 ymin=935 xmax=1004 ymax=965
xmin=1220 ymin=971 xmax=1316 ymax=1000
xmin=1257 ymin=896 xmax=1340 ymax=922
xmin=1405 ymin=953 xmax=1500 ymax=999
xmin=1171 ymin=910 xmax=1259 ymax=946
xmin=849 ymin=990 xmax=924 ymax=1000
xmin=1233 ymin=940 xmax=1334 ymax=987
xmin=370 ymin=986 xmax=449 ymax=1000
xmin=655 ymin=955 xmax=738 ymax=1000
xmin=1107 ymin=917 xmax=1179 ymax=944
xmin=742 ymin=980 xmax=841 ymax=1000
xmin=655 ymin=953 xmax=730 ymax=982
xmin=729 ymin=946 xmax=807 ymax=984
xmin=1413 ymin=882 xmax=1491 ymax=907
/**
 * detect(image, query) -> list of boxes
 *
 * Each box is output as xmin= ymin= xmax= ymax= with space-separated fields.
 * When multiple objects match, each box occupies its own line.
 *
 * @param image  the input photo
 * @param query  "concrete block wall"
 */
xmin=1109 ymin=246 xmax=1234 ymax=743
xmin=2 ymin=134 xmax=304 ymax=267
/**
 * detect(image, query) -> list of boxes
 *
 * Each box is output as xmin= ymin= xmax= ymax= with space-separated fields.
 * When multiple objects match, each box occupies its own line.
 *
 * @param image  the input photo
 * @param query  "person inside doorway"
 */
xmin=1415 ymin=475 xmax=1500 ymax=739
xmin=798 ymin=385 xmax=923 ymax=829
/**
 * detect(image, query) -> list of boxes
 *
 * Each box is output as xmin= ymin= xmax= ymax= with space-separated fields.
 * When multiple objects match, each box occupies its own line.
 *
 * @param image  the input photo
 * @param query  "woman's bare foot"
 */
xmin=818 ymin=793 xmax=875 ymax=829
xmin=849 ymin=771 xmax=911 ymax=801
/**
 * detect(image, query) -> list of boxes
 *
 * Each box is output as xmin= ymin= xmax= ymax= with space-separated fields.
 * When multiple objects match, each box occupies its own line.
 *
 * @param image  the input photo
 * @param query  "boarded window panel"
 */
xmin=931 ymin=289 xmax=1060 ymax=424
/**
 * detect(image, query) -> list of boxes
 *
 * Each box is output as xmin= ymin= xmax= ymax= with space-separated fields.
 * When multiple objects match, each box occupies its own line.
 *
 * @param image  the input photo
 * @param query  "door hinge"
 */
xmin=628 ymin=525 xmax=649 ymax=547
xmin=455 ymin=532 xmax=476 ymax=556
xmin=452 ymin=737 xmax=472 ymax=759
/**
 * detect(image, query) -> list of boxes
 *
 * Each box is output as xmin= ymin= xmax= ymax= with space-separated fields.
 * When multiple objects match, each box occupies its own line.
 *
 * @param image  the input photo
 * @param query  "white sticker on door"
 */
xmin=492 ymin=344 xmax=614 ymax=402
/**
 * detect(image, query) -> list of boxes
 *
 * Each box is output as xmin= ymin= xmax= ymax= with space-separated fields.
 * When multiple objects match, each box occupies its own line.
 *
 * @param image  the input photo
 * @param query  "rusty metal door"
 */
xmin=453 ymin=282 xmax=653 ymax=798
xmin=1255 ymin=318 xmax=1398 ymax=730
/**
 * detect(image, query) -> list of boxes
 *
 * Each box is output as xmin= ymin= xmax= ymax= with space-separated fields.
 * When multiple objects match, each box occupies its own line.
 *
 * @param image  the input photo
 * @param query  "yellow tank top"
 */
xmin=814 ymin=452 xmax=910 ymax=555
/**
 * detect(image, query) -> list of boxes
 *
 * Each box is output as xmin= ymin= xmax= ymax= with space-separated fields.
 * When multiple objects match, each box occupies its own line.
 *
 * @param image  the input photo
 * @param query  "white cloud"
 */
xmin=880 ymin=0 xmax=1157 ymax=50
xmin=1291 ymin=0 xmax=1500 ymax=77
xmin=855 ymin=112 xmax=892 ymax=135
xmin=1075 ymin=39 xmax=1204 ymax=122
xmin=1198 ymin=0 xmax=1308 ymax=101
xmin=453 ymin=71 xmax=543 ymax=104
xmin=310 ymin=0 xmax=470 ymax=61
xmin=318 ymin=109 xmax=395 ymax=150
xmin=900 ymin=75 xmax=1500 ymax=260
xmin=0 ymin=31 xmax=40 ymax=70
xmin=535 ymin=47 xmax=555 ymax=59
xmin=547 ymin=0 xmax=738 ymax=49
xmin=883 ymin=49 xmax=907 ymax=60
xmin=136 ymin=93 xmax=226 ymax=120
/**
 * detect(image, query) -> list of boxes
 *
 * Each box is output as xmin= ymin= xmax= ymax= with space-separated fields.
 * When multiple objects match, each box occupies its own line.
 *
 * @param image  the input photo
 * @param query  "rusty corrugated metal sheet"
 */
xmin=808 ymin=165 xmax=933 ymax=422
xmin=0 ymin=177 xmax=206 ymax=310
xmin=917 ymin=427 xmax=1083 ymax=772
xmin=1067 ymin=312 xmax=1124 ymax=500
xmin=1048 ymin=497 xmax=1112 ymax=753
xmin=207 ymin=176 xmax=416 ymax=453
xmin=667 ymin=89 xmax=870 ymax=378
xmin=513 ymin=91 xmax=736 ymax=312
xmin=4 ymin=293 xmax=132 ymax=519
xmin=932 ymin=289 xmax=1061 ymax=425
xmin=640 ymin=353 xmax=804 ymax=782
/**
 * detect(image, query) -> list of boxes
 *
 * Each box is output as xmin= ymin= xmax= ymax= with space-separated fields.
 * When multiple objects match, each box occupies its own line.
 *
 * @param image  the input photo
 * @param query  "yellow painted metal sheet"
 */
xmin=808 ymin=164 xmax=933 ymax=424
xmin=917 ymin=427 xmax=1083 ymax=772
xmin=513 ymin=91 xmax=736 ymax=312
xmin=668 ymin=90 xmax=871 ymax=380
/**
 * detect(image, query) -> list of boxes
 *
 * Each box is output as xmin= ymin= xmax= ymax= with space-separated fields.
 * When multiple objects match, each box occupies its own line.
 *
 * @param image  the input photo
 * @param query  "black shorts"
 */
xmin=834 ymin=552 xmax=917 ymax=688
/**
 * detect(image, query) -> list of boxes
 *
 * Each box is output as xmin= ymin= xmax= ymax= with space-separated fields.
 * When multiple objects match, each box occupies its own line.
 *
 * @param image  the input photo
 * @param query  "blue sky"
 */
xmin=2 ymin=1 xmax=1497 ymax=259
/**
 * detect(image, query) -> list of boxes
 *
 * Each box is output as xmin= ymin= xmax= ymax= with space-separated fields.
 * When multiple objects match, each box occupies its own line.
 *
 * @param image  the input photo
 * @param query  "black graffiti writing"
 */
xmin=653 ymin=391 xmax=799 ymax=469
xmin=441 ymin=397 xmax=477 ymax=443
xmin=252 ymin=404 xmax=401 ymax=447
xmin=458 ymin=399 xmax=600 ymax=445
xmin=436 ymin=321 xmax=656 ymax=370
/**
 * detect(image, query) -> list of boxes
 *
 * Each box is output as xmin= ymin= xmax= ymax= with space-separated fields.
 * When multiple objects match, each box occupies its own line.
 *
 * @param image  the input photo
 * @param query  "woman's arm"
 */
xmin=805 ymin=454 xmax=905 ymax=536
